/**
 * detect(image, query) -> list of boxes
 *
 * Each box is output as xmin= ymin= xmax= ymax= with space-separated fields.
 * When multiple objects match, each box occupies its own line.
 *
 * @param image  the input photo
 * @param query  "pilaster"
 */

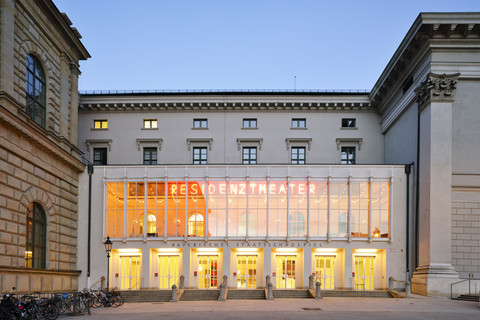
xmin=411 ymin=73 xmax=460 ymax=297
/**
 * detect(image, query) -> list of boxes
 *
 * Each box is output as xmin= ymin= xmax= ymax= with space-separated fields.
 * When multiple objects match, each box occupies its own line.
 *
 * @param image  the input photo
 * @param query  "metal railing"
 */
xmin=79 ymin=89 xmax=370 ymax=95
xmin=450 ymin=275 xmax=480 ymax=299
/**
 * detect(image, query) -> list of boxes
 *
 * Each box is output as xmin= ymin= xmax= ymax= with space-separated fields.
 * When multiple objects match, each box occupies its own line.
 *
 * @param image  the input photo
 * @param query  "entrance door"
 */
xmin=158 ymin=255 xmax=179 ymax=289
xmin=354 ymin=256 xmax=375 ymax=290
xmin=198 ymin=255 xmax=218 ymax=289
xmin=314 ymin=255 xmax=335 ymax=289
xmin=237 ymin=255 xmax=257 ymax=289
xmin=276 ymin=255 xmax=296 ymax=289
xmin=120 ymin=256 xmax=141 ymax=289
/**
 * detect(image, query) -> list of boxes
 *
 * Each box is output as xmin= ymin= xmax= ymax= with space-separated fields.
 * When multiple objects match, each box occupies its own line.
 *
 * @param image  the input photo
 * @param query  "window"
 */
xmin=341 ymin=147 xmax=356 ymax=164
xmin=288 ymin=212 xmax=306 ymax=237
xmin=26 ymin=54 xmax=46 ymax=128
xmin=93 ymin=120 xmax=108 ymax=129
xmin=291 ymin=118 xmax=306 ymax=128
xmin=143 ymin=147 xmax=157 ymax=165
xmin=243 ymin=118 xmax=257 ymax=128
xmin=193 ymin=119 xmax=208 ymax=128
xmin=188 ymin=213 xmax=205 ymax=237
xmin=341 ymin=118 xmax=356 ymax=128
xmin=193 ymin=147 xmax=207 ymax=164
xmin=242 ymin=147 xmax=257 ymax=164
xmin=25 ymin=202 xmax=46 ymax=269
xmin=93 ymin=148 xmax=107 ymax=165
xmin=143 ymin=119 xmax=157 ymax=129
xmin=291 ymin=147 xmax=306 ymax=164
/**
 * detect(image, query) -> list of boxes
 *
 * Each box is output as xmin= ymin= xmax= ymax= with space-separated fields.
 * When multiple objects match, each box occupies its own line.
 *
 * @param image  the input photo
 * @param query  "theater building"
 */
xmin=76 ymin=12 xmax=480 ymax=297
xmin=76 ymin=91 xmax=407 ymax=291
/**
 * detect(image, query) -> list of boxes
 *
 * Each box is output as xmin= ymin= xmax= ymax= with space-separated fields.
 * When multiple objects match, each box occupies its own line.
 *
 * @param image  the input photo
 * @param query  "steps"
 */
xmin=321 ymin=290 xmax=392 ymax=298
xmin=119 ymin=290 xmax=172 ymax=303
xmin=273 ymin=290 xmax=311 ymax=299
xmin=227 ymin=289 xmax=266 ymax=300
xmin=180 ymin=289 xmax=220 ymax=301
xmin=453 ymin=294 xmax=479 ymax=302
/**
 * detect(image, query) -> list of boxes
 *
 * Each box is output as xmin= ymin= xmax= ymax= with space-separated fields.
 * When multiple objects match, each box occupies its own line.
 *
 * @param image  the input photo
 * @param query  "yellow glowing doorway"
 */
xmin=158 ymin=255 xmax=179 ymax=289
xmin=354 ymin=256 xmax=375 ymax=290
xmin=276 ymin=255 xmax=296 ymax=289
xmin=237 ymin=255 xmax=257 ymax=289
xmin=120 ymin=256 xmax=141 ymax=290
xmin=198 ymin=255 xmax=218 ymax=289
xmin=315 ymin=255 xmax=335 ymax=289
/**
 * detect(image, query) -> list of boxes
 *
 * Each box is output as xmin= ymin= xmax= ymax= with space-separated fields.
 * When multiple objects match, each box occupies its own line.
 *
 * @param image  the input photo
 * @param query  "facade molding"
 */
xmin=136 ymin=138 xmax=163 ymax=151
xmin=285 ymin=138 xmax=312 ymax=150
xmin=187 ymin=138 xmax=213 ymax=151
xmin=336 ymin=138 xmax=363 ymax=150
xmin=415 ymin=73 xmax=460 ymax=110
xmin=236 ymin=138 xmax=263 ymax=150
xmin=86 ymin=139 xmax=112 ymax=152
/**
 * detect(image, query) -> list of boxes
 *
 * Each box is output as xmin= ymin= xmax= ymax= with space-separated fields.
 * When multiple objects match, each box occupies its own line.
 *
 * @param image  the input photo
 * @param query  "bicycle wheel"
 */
xmin=90 ymin=296 xmax=103 ymax=308
xmin=110 ymin=295 xmax=121 ymax=308
xmin=114 ymin=294 xmax=124 ymax=306
xmin=42 ymin=303 xmax=59 ymax=320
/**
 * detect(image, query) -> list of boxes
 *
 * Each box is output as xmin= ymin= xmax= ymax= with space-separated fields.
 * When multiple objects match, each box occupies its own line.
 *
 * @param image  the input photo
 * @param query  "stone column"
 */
xmin=141 ymin=249 xmax=150 ymax=289
xmin=412 ymin=73 xmax=460 ymax=297
xmin=223 ymin=248 xmax=231 ymax=288
xmin=303 ymin=248 xmax=312 ymax=289
xmin=344 ymin=249 xmax=353 ymax=289
xmin=182 ymin=248 xmax=191 ymax=288
xmin=263 ymin=247 xmax=272 ymax=288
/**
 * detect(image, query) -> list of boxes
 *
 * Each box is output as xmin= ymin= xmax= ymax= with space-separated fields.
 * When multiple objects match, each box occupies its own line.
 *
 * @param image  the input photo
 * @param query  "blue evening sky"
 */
xmin=53 ymin=0 xmax=480 ymax=92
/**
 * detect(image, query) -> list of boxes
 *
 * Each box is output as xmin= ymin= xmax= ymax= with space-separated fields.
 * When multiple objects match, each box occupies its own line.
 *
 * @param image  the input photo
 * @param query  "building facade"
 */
xmin=0 ymin=0 xmax=89 ymax=292
xmin=76 ymin=13 xmax=480 ymax=297
xmin=77 ymin=93 xmax=407 ymax=291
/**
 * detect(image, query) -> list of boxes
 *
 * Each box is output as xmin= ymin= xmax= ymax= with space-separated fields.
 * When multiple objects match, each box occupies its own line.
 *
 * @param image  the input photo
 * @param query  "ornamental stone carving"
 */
xmin=415 ymin=73 xmax=460 ymax=109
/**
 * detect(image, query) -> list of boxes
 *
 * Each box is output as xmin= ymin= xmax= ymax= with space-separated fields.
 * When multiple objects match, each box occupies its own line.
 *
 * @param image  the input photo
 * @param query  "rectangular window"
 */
xmin=93 ymin=120 xmax=108 ymax=129
xmin=291 ymin=147 xmax=306 ymax=164
xmin=243 ymin=118 xmax=257 ymax=128
xmin=341 ymin=147 xmax=356 ymax=164
xmin=242 ymin=147 xmax=257 ymax=164
xmin=143 ymin=119 xmax=158 ymax=129
xmin=143 ymin=147 xmax=158 ymax=165
xmin=93 ymin=148 xmax=107 ymax=165
xmin=341 ymin=118 xmax=356 ymax=128
xmin=193 ymin=119 xmax=208 ymax=128
xmin=291 ymin=118 xmax=306 ymax=128
xmin=193 ymin=147 xmax=207 ymax=164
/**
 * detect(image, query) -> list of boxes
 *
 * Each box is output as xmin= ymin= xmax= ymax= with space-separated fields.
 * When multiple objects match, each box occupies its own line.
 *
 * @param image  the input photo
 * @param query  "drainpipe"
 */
xmin=87 ymin=163 xmax=94 ymax=288
xmin=405 ymin=163 xmax=413 ymax=297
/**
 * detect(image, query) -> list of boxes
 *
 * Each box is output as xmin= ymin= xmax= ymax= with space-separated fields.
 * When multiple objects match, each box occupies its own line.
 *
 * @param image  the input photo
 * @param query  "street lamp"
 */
xmin=104 ymin=236 xmax=113 ymax=293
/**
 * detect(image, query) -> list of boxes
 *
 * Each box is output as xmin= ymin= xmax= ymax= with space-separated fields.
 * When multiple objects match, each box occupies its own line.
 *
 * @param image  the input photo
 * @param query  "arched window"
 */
xmin=26 ymin=54 xmax=46 ymax=128
xmin=288 ymin=211 xmax=306 ymax=237
xmin=188 ymin=212 xmax=204 ymax=237
xmin=25 ymin=202 xmax=46 ymax=269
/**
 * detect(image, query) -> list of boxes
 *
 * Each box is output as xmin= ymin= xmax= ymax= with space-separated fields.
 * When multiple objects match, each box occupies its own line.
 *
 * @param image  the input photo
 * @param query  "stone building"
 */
xmin=0 ymin=0 xmax=89 ymax=292
xmin=76 ymin=12 xmax=480 ymax=298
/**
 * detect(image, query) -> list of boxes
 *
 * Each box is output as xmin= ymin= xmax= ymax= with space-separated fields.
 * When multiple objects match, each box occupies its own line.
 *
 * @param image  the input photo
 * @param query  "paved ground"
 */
xmin=66 ymin=295 xmax=479 ymax=320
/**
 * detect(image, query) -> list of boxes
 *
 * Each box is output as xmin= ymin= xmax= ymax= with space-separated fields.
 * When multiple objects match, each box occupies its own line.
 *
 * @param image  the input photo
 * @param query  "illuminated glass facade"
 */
xmin=105 ymin=179 xmax=390 ymax=240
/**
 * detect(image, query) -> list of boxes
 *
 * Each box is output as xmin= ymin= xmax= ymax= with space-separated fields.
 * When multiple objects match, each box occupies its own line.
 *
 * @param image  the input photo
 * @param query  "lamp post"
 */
xmin=104 ymin=236 xmax=113 ymax=293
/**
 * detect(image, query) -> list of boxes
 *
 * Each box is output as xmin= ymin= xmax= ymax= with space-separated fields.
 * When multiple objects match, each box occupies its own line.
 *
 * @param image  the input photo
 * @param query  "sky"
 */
xmin=52 ymin=0 xmax=480 ymax=92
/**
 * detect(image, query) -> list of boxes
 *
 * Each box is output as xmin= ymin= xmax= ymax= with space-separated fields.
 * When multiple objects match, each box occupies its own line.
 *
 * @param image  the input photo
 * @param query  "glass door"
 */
xmin=237 ymin=255 xmax=257 ymax=289
xmin=158 ymin=255 xmax=179 ymax=289
xmin=198 ymin=255 xmax=218 ymax=289
xmin=314 ymin=255 xmax=335 ymax=289
xmin=276 ymin=255 xmax=296 ymax=289
xmin=120 ymin=256 xmax=141 ymax=289
xmin=354 ymin=256 xmax=375 ymax=290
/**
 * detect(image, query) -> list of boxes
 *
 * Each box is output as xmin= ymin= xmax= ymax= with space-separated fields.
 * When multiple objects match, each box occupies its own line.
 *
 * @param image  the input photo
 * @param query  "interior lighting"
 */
xmin=275 ymin=248 xmax=298 ymax=253
xmin=237 ymin=248 xmax=259 ymax=252
xmin=315 ymin=248 xmax=338 ymax=253
xmin=355 ymin=249 xmax=377 ymax=254
xmin=197 ymin=248 xmax=219 ymax=252
xmin=157 ymin=248 xmax=179 ymax=253
xmin=117 ymin=248 xmax=141 ymax=253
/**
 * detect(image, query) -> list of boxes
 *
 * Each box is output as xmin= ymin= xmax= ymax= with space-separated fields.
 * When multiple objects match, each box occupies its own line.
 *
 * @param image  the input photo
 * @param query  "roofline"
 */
xmin=79 ymin=89 xmax=370 ymax=97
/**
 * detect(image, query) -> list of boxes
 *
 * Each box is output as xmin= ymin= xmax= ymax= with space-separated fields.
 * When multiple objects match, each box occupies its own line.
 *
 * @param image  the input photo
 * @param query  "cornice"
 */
xmin=79 ymin=95 xmax=373 ymax=112
xmin=371 ymin=12 xmax=480 ymax=109
xmin=414 ymin=72 xmax=460 ymax=111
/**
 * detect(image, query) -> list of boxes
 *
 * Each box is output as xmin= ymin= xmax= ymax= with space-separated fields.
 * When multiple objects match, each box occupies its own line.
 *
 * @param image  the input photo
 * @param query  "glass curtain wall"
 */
xmin=105 ymin=179 xmax=390 ymax=239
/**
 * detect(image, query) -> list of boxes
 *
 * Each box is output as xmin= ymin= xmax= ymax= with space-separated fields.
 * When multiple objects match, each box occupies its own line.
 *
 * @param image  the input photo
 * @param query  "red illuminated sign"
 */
xmin=168 ymin=181 xmax=320 ymax=196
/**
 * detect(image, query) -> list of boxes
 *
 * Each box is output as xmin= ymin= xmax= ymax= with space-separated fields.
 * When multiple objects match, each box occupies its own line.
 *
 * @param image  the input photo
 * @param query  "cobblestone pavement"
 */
xmin=66 ymin=295 xmax=479 ymax=320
